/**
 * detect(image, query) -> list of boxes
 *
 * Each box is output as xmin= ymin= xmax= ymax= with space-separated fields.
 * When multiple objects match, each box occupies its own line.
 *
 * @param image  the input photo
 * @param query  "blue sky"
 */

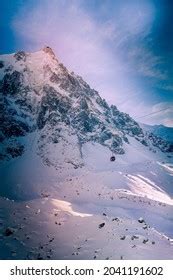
xmin=1 ymin=0 xmax=173 ymax=126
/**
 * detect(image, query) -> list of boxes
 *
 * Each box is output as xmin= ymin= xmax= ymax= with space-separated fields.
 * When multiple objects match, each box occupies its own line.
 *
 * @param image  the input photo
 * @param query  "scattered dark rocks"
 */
xmin=99 ymin=223 xmax=105 ymax=229
xmin=131 ymin=235 xmax=139 ymax=240
xmin=120 ymin=235 xmax=126 ymax=240
xmin=112 ymin=218 xmax=120 ymax=222
xmin=37 ymin=254 xmax=43 ymax=260
xmin=4 ymin=227 xmax=14 ymax=236
xmin=138 ymin=217 xmax=145 ymax=224
xmin=72 ymin=252 xmax=79 ymax=256
xmin=143 ymin=238 xmax=149 ymax=244
xmin=49 ymin=237 xmax=54 ymax=243
xmin=41 ymin=192 xmax=50 ymax=198
xmin=143 ymin=225 xmax=148 ymax=230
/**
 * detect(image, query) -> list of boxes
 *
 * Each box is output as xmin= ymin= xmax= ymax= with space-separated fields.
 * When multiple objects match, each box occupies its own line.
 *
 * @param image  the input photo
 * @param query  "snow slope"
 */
xmin=0 ymin=130 xmax=173 ymax=259
xmin=0 ymin=47 xmax=173 ymax=259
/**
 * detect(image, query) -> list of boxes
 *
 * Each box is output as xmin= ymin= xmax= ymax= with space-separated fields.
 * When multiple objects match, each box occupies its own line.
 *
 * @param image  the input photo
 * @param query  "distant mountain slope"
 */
xmin=141 ymin=124 xmax=173 ymax=143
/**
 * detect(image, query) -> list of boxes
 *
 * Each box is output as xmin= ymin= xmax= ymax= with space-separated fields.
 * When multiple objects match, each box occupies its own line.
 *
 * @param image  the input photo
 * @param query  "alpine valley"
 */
xmin=0 ymin=47 xmax=173 ymax=260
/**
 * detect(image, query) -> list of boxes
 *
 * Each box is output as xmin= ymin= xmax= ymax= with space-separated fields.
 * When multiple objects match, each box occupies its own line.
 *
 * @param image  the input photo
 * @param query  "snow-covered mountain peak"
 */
xmin=0 ymin=48 xmax=172 ymax=167
xmin=41 ymin=46 xmax=57 ymax=59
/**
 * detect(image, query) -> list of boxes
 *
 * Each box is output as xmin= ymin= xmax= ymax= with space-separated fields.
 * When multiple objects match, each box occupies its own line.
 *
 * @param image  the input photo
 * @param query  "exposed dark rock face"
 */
xmin=147 ymin=132 xmax=173 ymax=153
xmin=96 ymin=97 xmax=109 ymax=109
xmin=6 ymin=145 xmax=24 ymax=158
xmin=42 ymin=46 xmax=56 ymax=59
xmin=111 ymin=135 xmax=124 ymax=154
xmin=50 ymin=72 xmax=61 ymax=84
xmin=3 ymin=121 xmax=29 ymax=138
xmin=0 ymin=47 xmax=172 ymax=163
xmin=37 ymin=86 xmax=70 ymax=129
xmin=14 ymin=51 xmax=27 ymax=62
xmin=0 ymin=61 xmax=4 ymax=68
xmin=4 ymin=228 xmax=15 ymax=236
xmin=111 ymin=109 xmax=143 ymax=137
xmin=0 ymin=71 xmax=23 ymax=95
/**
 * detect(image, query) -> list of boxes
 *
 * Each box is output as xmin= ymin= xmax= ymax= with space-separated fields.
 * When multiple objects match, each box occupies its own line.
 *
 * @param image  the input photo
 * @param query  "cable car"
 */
xmin=110 ymin=155 xmax=116 ymax=162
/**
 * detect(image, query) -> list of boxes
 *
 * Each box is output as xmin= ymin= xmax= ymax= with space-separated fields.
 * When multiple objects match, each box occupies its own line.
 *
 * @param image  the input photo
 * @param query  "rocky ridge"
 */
xmin=0 ymin=47 xmax=172 ymax=165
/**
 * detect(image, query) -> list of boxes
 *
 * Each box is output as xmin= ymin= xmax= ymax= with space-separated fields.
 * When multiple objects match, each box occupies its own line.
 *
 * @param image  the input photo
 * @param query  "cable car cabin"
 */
xmin=110 ymin=156 xmax=116 ymax=162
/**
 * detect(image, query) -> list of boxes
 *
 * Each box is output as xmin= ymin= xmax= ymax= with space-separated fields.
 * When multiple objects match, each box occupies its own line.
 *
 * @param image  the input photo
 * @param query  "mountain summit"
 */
xmin=0 ymin=47 xmax=172 ymax=165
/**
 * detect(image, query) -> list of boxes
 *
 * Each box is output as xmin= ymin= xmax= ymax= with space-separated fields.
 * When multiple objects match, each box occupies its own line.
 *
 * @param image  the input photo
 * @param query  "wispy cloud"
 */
xmin=11 ymin=0 xmax=173 ymax=127
xmin=134 ymin=102 xmax=173 ymax=127
xmin=12 ymin=2 xmax=115 ymax=77
xmin=12 ymin=0 xmax=133 ymax=104
xmin=127 ymin=47 xmax=168 ymax=80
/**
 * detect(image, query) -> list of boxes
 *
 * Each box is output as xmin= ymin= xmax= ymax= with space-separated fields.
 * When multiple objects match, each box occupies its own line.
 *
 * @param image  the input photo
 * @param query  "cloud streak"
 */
xmin=11 ymin=0 xmax=173 ymax=127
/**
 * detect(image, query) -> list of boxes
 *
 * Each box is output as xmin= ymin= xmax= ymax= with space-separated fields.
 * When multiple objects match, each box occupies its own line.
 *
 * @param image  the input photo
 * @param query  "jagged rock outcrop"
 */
xmin=0 ymin=47 xmax=172 ymax=164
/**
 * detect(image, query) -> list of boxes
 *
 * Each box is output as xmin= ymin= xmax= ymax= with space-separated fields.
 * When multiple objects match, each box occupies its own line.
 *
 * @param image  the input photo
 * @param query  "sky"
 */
xmin=1 ymin=0 xmax=173 ymax=126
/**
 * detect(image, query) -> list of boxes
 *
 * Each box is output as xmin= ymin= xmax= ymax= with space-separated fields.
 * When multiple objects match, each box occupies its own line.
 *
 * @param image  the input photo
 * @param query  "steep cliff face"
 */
xmin=0 ymin=47 xmax=172 ymax=165
xmin=141 ymin=124 xmax=173 ymax=152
